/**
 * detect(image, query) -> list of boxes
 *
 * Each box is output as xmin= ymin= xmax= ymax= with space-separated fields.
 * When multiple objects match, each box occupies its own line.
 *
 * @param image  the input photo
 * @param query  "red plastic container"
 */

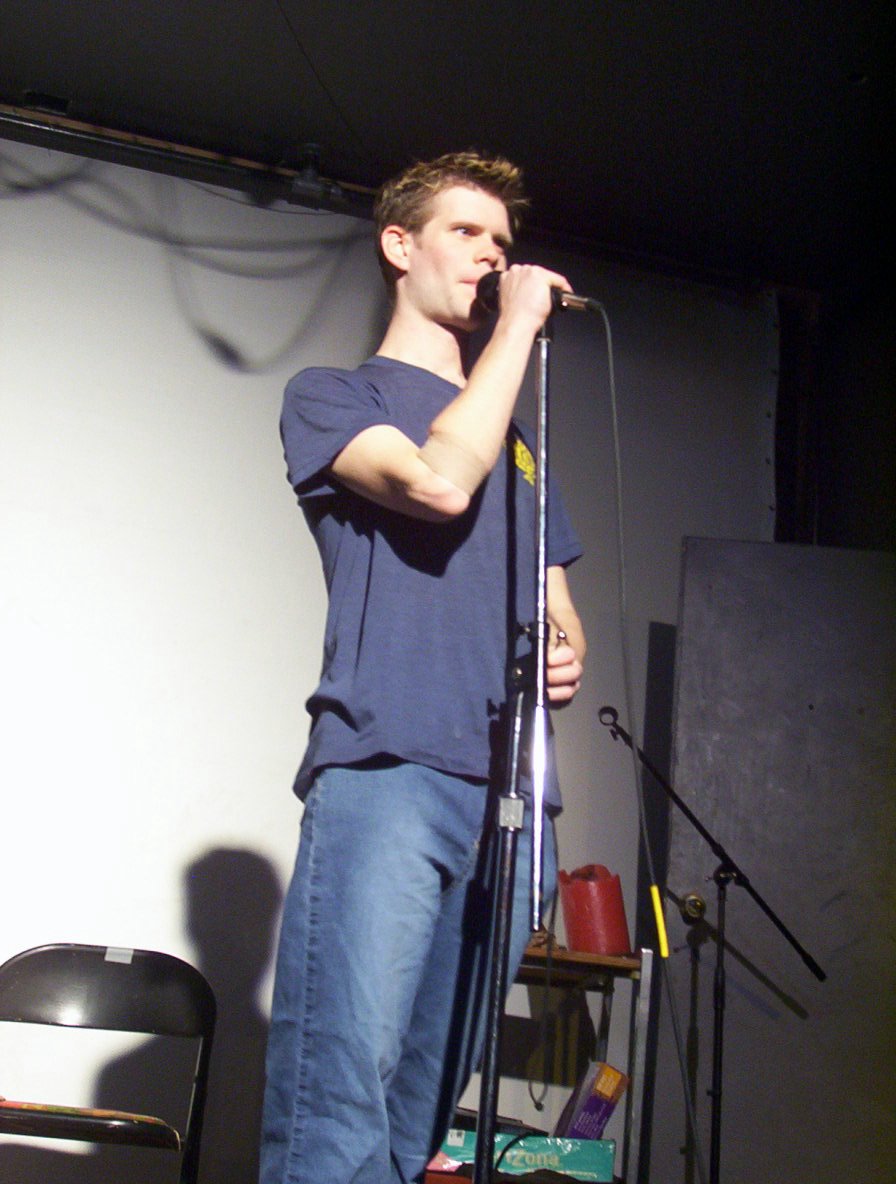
xmin=558 ymin=864 xmax=631 ymax=956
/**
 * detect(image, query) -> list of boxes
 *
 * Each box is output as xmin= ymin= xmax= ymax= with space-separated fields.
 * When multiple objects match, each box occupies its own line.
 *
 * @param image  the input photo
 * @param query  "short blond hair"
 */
xmin=373 ymin=151 xmax=528 ymax=291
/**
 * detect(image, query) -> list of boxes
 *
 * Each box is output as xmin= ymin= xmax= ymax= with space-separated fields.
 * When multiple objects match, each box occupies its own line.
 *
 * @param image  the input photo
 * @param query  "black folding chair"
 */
xmin=0 ymin=943 xmax=215 ymax=1184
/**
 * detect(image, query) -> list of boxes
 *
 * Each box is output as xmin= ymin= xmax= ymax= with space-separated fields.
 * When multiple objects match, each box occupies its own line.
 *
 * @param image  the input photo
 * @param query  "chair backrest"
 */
xmin=0 ymin=944 xmax=216 ymax=1037
xmin=0 ymin=944 xmax=216 ymax=1184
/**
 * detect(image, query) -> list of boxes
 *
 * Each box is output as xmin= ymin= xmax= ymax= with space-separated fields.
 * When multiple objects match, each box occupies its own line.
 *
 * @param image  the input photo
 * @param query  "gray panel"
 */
xmin=650 ymin=540 xmax=895 ymax=1184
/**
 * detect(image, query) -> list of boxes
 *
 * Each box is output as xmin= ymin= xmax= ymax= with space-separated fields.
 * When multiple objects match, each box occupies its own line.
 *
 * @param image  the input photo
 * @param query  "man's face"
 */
xmin=398 ymin=185 xmax=512 ymax=330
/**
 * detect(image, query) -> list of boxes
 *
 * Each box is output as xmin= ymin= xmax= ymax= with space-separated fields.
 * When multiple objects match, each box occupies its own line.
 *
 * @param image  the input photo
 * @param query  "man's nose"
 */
xmin=476 ymin=237 xmax=503 ymax=267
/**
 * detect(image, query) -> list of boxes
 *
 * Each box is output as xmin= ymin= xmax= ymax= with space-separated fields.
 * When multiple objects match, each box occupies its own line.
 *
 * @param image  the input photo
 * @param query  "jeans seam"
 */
xmin=285 ymin=788 xmax=322 ymax=1179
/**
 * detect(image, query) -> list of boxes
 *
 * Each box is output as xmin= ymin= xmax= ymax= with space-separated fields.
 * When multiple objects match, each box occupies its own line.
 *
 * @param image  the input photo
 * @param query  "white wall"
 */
xmin=0 ymin=140 xmax=776 ymax=1179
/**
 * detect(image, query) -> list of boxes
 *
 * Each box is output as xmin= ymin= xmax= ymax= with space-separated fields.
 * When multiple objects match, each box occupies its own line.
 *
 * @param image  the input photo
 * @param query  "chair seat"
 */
xmin=0 ymin=1098 xmax=181 ymax=1150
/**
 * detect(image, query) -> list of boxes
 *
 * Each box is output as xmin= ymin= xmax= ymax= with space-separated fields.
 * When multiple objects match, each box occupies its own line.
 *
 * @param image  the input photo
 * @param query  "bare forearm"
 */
xmin=424 ymin=265 xmax=571 ymax=486
xmin=428 ymin=315 xmax=541 ymax=474
xmin=332 ymin=265 xmax=572 ymax=521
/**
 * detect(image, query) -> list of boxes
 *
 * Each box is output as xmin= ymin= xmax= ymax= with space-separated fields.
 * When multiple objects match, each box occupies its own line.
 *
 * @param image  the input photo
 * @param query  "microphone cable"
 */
xmin=589 ymin=298 xmax=709 ymax=1184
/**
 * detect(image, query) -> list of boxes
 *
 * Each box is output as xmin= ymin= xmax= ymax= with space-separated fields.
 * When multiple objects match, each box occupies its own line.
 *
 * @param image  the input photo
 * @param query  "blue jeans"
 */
xmin=259 ymin=761 xmax=557 ymax=1184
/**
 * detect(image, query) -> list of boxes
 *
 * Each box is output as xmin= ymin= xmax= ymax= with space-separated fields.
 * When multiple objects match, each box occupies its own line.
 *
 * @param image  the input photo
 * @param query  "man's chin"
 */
xmin=437 ymin=305 xmax=484 ymax=334
xmin=468 ymin=299 xmax=490 ymax=327
xmin=459 ymin=294 xmax=491 ymax=331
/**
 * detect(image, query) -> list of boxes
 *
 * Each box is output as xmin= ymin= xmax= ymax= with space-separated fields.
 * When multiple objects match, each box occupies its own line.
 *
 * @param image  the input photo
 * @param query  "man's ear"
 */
xmin=380 ymin=224 xmax=411 ymax=276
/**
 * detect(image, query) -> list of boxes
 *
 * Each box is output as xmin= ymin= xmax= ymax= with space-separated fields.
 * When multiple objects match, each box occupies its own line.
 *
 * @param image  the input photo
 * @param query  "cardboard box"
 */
xmin=434 ymin=1127 xmax=615 ymax=1181
xmin=554 ymin=1061 xmax=628 ymax=1140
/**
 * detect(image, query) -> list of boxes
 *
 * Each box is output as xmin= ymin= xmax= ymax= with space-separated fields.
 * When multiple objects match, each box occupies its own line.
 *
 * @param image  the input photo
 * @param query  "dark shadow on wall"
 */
xmin=0 ymin=847 xmax=283 ymax=1184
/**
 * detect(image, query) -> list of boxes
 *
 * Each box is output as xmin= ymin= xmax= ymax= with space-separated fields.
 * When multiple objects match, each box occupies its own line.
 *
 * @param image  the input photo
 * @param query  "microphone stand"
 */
xmin=598 ymin=706 xmax=825 ymax=1184
xmin=473 ymin=316 xmax=554 ymax=1184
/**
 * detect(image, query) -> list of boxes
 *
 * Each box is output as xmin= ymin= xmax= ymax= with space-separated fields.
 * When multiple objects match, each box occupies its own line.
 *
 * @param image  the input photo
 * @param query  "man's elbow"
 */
xmin=417 ymin=484 xmax=471 ymax=521
xmin=403 ymin=464 xmax=474 ymax=520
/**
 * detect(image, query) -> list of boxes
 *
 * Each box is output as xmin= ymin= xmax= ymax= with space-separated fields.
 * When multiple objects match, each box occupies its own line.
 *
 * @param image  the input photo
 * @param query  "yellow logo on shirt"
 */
xmin=513 ymin=436 xmax=536 ymax=486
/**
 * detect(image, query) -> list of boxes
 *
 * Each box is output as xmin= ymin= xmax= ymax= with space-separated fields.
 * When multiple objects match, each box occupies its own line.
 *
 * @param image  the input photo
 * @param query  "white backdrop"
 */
xmin=0 ymin=140 xmax=776 ymax=1179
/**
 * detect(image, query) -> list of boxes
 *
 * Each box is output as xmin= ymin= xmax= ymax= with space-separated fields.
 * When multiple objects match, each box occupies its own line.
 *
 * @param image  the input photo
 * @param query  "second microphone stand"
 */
xmin=598 ymin=706 xmax=826 ymax=1184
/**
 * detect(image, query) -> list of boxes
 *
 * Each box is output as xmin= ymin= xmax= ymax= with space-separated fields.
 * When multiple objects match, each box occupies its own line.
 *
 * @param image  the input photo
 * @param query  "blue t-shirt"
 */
xmin=280 ymin=355 xmax=582 ymax=800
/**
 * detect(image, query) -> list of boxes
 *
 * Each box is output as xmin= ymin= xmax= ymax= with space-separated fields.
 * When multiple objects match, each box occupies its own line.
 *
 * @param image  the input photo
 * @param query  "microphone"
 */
xmin=475 ymin=271 xmax=599 ymax=314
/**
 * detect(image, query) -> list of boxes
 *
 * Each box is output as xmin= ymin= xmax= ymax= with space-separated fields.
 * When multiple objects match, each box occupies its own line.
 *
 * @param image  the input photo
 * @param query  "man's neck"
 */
xmin=376 ymin=305 xmax=469 ymax=388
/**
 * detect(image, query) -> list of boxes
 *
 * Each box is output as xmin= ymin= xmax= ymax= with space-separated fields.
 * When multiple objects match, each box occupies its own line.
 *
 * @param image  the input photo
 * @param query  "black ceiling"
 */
xmin=1 ymin=2 xmax=893 ymax=298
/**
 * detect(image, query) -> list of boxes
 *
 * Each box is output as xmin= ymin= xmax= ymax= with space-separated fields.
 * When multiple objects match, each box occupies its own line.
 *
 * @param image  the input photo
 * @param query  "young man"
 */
xmin=260 ymin=153 xmax=586 ymax=1184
